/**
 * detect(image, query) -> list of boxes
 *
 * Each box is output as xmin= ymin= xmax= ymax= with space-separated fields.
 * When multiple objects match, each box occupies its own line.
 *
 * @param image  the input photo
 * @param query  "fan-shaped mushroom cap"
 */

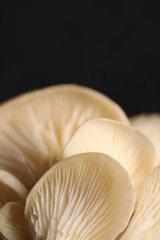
xmin=0 ymin=85 xmax=129 ymax=189
xmin=120 ymin=167 xmax=160 ymax=240
xmin=131 ymin=113 xmax=160 ymax=166
xmin=25 ymin=152 xmax=135 ymax=240
xmin=64 ymin=118 xmax=156 ymax=192
xmin=0 ymin=201 xmax=31 ymax=240
xmin=0 ymin=170 xmax=28 ymax=208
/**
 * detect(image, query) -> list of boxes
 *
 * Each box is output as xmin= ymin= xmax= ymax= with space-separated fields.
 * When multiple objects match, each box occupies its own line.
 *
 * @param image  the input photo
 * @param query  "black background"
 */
xmin=2 ymin=1 xmax=160 ymax=116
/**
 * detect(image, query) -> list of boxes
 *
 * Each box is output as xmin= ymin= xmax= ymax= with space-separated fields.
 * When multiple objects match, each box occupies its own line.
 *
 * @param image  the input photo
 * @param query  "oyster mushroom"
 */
xmin=25 ymin=152 xmax=135 ymax=240
xmin=131 ymin=113 xmax=160 ymax=166
xmin=0 ymin=85 xmax=129 ymax=189
xmin=120 ymin=166 xmax=160 ymax=240
xmin=0 ymin=170 xmax=28 ymax=208
xmin=0 ymin=201 xmax=31 ymax=240
xmin=64 ymin=118 xmax=156 ymax=192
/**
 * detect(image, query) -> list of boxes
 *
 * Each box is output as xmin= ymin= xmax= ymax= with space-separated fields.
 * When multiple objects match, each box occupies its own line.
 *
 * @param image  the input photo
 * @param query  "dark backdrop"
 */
xmin=2 ymin=1 xmax=160 ymax=116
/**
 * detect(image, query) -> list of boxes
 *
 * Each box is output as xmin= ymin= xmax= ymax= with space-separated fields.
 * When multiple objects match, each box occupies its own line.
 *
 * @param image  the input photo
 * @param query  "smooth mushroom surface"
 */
xmin=25 ymin=152 xmax=135 ymax=240
xmin=0 ymin=201 xmax=31 ymax=240
xmin=64 ymin=118 xmax=156 ymax=192
xmin=0 ymin=85 xmax=129 ymax=189
xmin=120 ymin=167 xmax=160 ymax=240
xmin=0 ymin=170 xmax=28 ymax=208
xmin=131 ymin=113 xmax=160 ymax=166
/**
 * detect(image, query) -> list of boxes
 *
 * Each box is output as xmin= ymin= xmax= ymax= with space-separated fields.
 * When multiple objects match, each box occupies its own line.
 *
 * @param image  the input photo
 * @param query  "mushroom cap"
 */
xmin=0 ymin=201 xmax=31 ymax=240
xmin=0 ymin=170 xmax=28 ymax=208
xmin=64 ymin=118 xmax=156 ymax=192
xmin=131 ymin=113 xmax=160 ymax=166
xmin=0 ymin=84 xmax=129 ymax=189
xmin=25 ymin=152 xmax=136 ymax=240
xmin=120 ymin=166 xmax=160 ymax=240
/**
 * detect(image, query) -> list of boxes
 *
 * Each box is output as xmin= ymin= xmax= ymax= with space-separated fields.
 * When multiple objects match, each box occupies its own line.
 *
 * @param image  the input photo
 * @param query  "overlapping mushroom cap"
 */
xmin=64 ymin=118 xmax=156 ymax=192
xmin=23 ymin=153 xmax=135 ymax=240
xmin=0 ymin=84 xmax=129 ymax=189
xmin=0 ymin=153 xmax=135 ymax=240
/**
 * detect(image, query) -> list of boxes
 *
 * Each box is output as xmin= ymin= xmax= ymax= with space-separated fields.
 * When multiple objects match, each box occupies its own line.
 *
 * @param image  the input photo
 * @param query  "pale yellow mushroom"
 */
xmin=25 ymin=152 xmax=135 ymax=240
xmin=120 ymin=167 xmax=160 ymax=240
xmin=0 ymin=85 xmax=129 ymax=189
xmin=64 ymin=118 xmax=156 ymax=192
xmin=0 ymin=201 xmax=31 ymax=240
xmin=131 ymin=113 xmax=160 ymax=166
xmin=0 ymin=170 xmax=28 ymax=208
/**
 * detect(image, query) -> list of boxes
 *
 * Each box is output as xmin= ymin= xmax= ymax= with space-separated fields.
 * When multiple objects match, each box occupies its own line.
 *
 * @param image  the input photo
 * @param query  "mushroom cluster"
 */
xmin=0 ymin=84 xmax=160 ymax=240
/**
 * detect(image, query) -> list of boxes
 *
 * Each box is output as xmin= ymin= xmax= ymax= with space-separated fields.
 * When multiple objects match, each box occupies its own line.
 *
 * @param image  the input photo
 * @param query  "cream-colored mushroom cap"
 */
xmin=120 ymin=166 xmax=160 ymax=240
xmin=25 ymin=152 xmax=135 ymax=240
xmin=64 ymin=118 xmax=156 ymax=192
xmin=0 ymin=84 xmax=129 ymax=189
xmin=131 ymin=113 xmax=160 ymax=166
xmin=0 ymin=201 xmax=31 ymax=240
xmin=0 ymin=170 xmax=28 ymax=208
